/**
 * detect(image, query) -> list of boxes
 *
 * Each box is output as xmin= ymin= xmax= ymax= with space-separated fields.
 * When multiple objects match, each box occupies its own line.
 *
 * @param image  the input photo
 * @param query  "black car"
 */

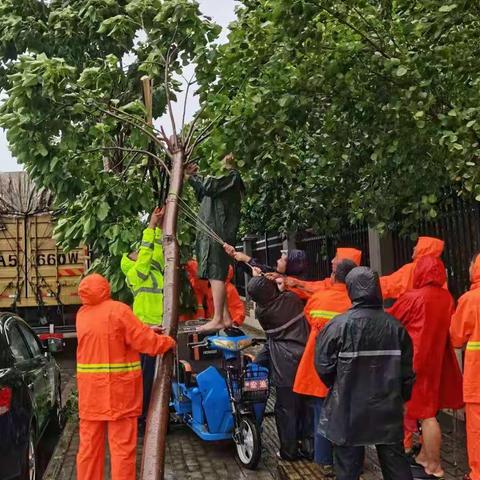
xmin=0 ymin=312 xmax=63 ymax=480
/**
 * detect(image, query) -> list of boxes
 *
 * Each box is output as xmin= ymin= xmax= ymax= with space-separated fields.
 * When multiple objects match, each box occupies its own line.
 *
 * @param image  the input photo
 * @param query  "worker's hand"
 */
xmin=184 ymin=163 xmax=198 ymax=178
xmin=284 ymin=277 xmax=298 ymax=289
xmin=252 ymin=267 xmax=262 ymax=277
xmin=265 ymin=272 xmax=282 ymax=281
xmin=149 ymin=206 xmax=165 ymax=228
xmin=163 ymin=336 xmax=177 ymax=352
xmin=233 ymin=251 xmax=251 ymax=263
xmin=150 ymin=325 xmax=166 ymax=334
xmin=223 ymin=243 xmax=236 ymax=257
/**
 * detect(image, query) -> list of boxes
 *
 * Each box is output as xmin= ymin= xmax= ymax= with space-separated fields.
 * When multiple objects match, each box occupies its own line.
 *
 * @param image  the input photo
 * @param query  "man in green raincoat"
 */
xmin=186 ymin=153 xmax=245 ymax=332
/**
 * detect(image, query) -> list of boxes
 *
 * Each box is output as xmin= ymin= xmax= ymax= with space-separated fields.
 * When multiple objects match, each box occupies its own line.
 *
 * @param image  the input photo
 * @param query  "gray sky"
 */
xmin=0 ymin=0 xmax=238 ymax=172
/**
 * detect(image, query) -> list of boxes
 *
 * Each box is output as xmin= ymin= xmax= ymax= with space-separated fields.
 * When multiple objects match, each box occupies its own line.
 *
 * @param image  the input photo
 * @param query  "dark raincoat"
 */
xmin=315 ymin=267 xmax=414 ymax=446
xmin=388 ymin=256 xmax=463 ymax=420
xmin=247 ymin=276 xmax=309 ymax=387
xmin=189 ymin=169 xmax=244 ymax=281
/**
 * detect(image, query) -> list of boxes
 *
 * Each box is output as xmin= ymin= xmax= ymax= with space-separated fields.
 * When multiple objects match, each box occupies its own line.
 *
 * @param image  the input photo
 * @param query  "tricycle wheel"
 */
xmin=234 ymin=417 xmax=261 ymax=470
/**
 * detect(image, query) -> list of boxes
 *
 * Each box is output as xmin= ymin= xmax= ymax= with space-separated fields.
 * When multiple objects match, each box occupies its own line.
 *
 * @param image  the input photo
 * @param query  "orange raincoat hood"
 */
xmin=413 ymin=256 xmax=447 ymax=289
xmin=470 ymin=254 xmax=480 ymax=289
xmin=413 ymin=236 xmax=444 ymax=260
xmin=79 ymin=274 xmax=111 ymax=306
xmin=336 ymin=248 xmax=362 ymax=266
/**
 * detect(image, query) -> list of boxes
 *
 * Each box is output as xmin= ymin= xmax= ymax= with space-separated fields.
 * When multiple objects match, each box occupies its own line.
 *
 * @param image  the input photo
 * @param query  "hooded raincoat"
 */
xmin=315 ymin=267 xmax=414 ymax=446
xmin=76 ymin=274 xmax=175 ymax=420
xmin=75 ymin=274 xmax=175 ymax=480
xmin=388 ymin=256 xmax=463 ymax=420
xmin=189 ymin=170 xmax=244 ymax=281
xmin=451 ymin=254 xmax=480 ymax=480
xmin=380 ymin=236 xmax=444 ymax=300
xmin=247 ymin=276 xmax=309 ymax=387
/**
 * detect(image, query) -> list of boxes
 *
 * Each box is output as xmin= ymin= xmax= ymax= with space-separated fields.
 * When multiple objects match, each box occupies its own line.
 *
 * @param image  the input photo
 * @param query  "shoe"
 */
xmin=318 ymin=465 xmax=335 ymax=478
xmin=411 ymin=464 xmax=444 ymax=479
xmin=276 ymin=450 xmax=300 ymax=462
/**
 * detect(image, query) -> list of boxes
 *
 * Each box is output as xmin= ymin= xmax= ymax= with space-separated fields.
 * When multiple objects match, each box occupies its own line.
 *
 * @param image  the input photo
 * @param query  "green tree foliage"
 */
xmin=0 ymin=0 xmax=219 ymax=294
xmin=198 ymin=0 xmax=480 ymax=234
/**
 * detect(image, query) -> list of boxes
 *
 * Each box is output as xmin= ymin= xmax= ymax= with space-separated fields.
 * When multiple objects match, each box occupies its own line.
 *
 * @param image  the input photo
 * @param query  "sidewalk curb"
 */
xmin=43 ymin=377 xmax=78 ymax=480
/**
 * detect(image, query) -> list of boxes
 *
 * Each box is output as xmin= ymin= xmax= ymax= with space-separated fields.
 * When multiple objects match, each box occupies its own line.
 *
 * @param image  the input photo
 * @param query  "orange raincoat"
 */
xmin=286 ymin=248 xmax=362 ymax=300
xmin=380 ymin=236 xmax=444 ymax=300
xmin=293 ymin=283 xmax=351 ymax=397
xmin=76 ymin=274 xmax=175 ymax=480
xmin=451 ymin=255 xmax=480 ymax=480
xmin=184 ymin=259 xmax=210 ymax=319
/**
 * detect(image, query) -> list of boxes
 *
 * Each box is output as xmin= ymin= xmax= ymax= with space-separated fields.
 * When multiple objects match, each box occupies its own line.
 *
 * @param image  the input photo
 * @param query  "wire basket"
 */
xmin=240 ymin=365 xmax=269 ymax=403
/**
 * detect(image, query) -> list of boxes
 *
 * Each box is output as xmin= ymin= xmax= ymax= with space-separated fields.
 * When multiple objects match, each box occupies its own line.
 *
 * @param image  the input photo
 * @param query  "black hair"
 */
xmin=335 ymin=259 xmax=358 ymax=283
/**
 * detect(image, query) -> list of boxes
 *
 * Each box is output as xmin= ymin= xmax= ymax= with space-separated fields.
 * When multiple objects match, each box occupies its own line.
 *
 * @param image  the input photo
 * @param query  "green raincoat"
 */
xmin=189 ymin=169 xmax=244 ymax=281
xmin=120 ymin=227 xmax=164 ymax=325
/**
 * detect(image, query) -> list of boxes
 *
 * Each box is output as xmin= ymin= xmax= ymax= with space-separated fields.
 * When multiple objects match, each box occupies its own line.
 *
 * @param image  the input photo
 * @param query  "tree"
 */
xmin=198 ymin=0 xmax=480 ymax=235
xmin=0 ymin=0 xmax=220 ymax=292
xmin=0 ymin=1 xmax=223 ymax=477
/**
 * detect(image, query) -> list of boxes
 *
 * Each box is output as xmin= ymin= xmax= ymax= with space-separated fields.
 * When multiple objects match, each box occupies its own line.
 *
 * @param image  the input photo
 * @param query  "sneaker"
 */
xmin=318 ymin=465 xmax=335 ymax=478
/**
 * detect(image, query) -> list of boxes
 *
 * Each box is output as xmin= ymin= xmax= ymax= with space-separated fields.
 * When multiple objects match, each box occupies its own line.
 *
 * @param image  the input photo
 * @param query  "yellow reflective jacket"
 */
xmin=121 ymin=227 xmax=164 ymax=325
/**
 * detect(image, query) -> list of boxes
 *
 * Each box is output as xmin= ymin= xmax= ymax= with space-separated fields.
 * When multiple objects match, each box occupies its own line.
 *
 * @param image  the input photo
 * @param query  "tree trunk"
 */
xmin=140 ymin=137 xmax=184 ymax=480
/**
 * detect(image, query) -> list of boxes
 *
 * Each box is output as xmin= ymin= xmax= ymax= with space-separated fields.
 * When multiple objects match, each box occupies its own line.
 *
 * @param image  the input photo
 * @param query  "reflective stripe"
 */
xmin=77 ymin=361 xmax=141 ymax=373
xmin=310 ymin=310 xmax=339 ymax=319
xmin=467 ymin=341 xmax=480 ymax=351
xmin=137 ymin=271 xmax=148 ymax=281
xmin=155 ymin=239 xmax=162 ymax=245
xmin=339 ymin=350 xmax=401 ymax=359
xmin=141 ymin=241 xmax=154 ymax=249
xmin=151 ymin=260 xmax=163 ymax=273
xmin=150 ymin=272 xmax=158 ymax=289
xmin=133 ymin=286 xmax=163 ymax=296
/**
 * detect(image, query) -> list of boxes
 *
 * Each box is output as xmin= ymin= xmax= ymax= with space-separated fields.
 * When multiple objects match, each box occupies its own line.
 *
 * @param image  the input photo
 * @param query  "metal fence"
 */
xmin=297 ymin=224 xmax=370 ymax=280
xmin=392 ymin=197 xmax=480 ymax=299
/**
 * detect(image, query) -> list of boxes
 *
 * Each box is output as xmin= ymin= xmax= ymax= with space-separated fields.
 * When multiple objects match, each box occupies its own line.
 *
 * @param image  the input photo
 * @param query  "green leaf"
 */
xmin=439 ymin=4 xmax=457 ymax=12
xmin=396 ymin=66 xmax=408 ymax=77
xmin=97 ymin=201 xmax=110 ymax=221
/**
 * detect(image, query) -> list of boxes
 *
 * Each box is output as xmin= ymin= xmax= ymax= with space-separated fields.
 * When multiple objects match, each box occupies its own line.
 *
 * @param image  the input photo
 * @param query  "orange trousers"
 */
xmin=77 ymin=417 xmax=137 ymax=480
xmin=467 ymin=403 xmax=480 ymax=480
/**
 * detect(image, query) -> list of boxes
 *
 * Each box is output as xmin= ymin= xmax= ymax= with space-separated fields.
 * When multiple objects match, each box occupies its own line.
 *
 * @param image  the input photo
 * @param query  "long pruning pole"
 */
xmin=141 ymin=136 xmax=184 ymax=480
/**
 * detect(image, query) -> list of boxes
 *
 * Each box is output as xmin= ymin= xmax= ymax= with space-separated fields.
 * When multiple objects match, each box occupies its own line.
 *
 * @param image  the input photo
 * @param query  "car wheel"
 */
xmin=20 ymin=429 xmax=36 ymax=480
xmin=51 ymin=384 xmax=65 ymax=431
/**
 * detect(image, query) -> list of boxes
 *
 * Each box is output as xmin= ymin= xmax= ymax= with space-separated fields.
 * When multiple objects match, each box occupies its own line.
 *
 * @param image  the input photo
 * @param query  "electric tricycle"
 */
xmin=171 ymin=325 xmax=269 ymax=469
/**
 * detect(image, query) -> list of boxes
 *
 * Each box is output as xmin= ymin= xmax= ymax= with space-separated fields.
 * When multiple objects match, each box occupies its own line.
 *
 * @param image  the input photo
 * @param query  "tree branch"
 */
xmin=164 ymin=44 xmax=178 ymax=138
xmin=186 ymin=114 xmax=223 ymax=156
xmin=321 ymin=6 xmax=391 ymax=59
xmin=92 ymin=146 xmax=171 ymax=175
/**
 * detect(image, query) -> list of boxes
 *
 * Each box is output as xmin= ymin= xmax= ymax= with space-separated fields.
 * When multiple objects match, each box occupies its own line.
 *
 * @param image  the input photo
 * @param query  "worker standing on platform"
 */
xmin=315 ymin=267 xmax=414 ymax=480
xmin=451 ymin=253 xmax=480 ymax=480
xmin=76 ymin=274 xmax=175 ymax=480
xmin=293 ymin=259 xmax=356 ymax=475
xmin=186 ymin=153 xmax=245 ymax=332
xmin=121 ymin=206 xmax=165 ymax=434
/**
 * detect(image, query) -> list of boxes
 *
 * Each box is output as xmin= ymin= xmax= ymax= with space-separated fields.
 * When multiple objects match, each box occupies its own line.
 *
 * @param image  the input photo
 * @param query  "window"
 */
xmin=17 ymin=323 xmax=43 ymax=358
xmin=6 ymin=322 xmax=31 ymax=362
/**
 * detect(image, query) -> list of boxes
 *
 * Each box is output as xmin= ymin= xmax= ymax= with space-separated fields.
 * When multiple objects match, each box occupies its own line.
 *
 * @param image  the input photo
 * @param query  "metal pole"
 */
xmin=140 ymin=136 xmax=184 ymax=480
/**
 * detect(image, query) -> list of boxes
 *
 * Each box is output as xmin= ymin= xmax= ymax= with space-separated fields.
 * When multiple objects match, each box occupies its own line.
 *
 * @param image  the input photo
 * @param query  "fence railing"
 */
xmin=233 ymin=197 xmax=480 ymax=300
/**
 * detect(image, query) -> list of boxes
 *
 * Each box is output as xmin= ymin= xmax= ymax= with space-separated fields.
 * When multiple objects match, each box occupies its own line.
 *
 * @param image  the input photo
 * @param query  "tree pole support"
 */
xmin=140 ymin=135 xmax=184 ymax=480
